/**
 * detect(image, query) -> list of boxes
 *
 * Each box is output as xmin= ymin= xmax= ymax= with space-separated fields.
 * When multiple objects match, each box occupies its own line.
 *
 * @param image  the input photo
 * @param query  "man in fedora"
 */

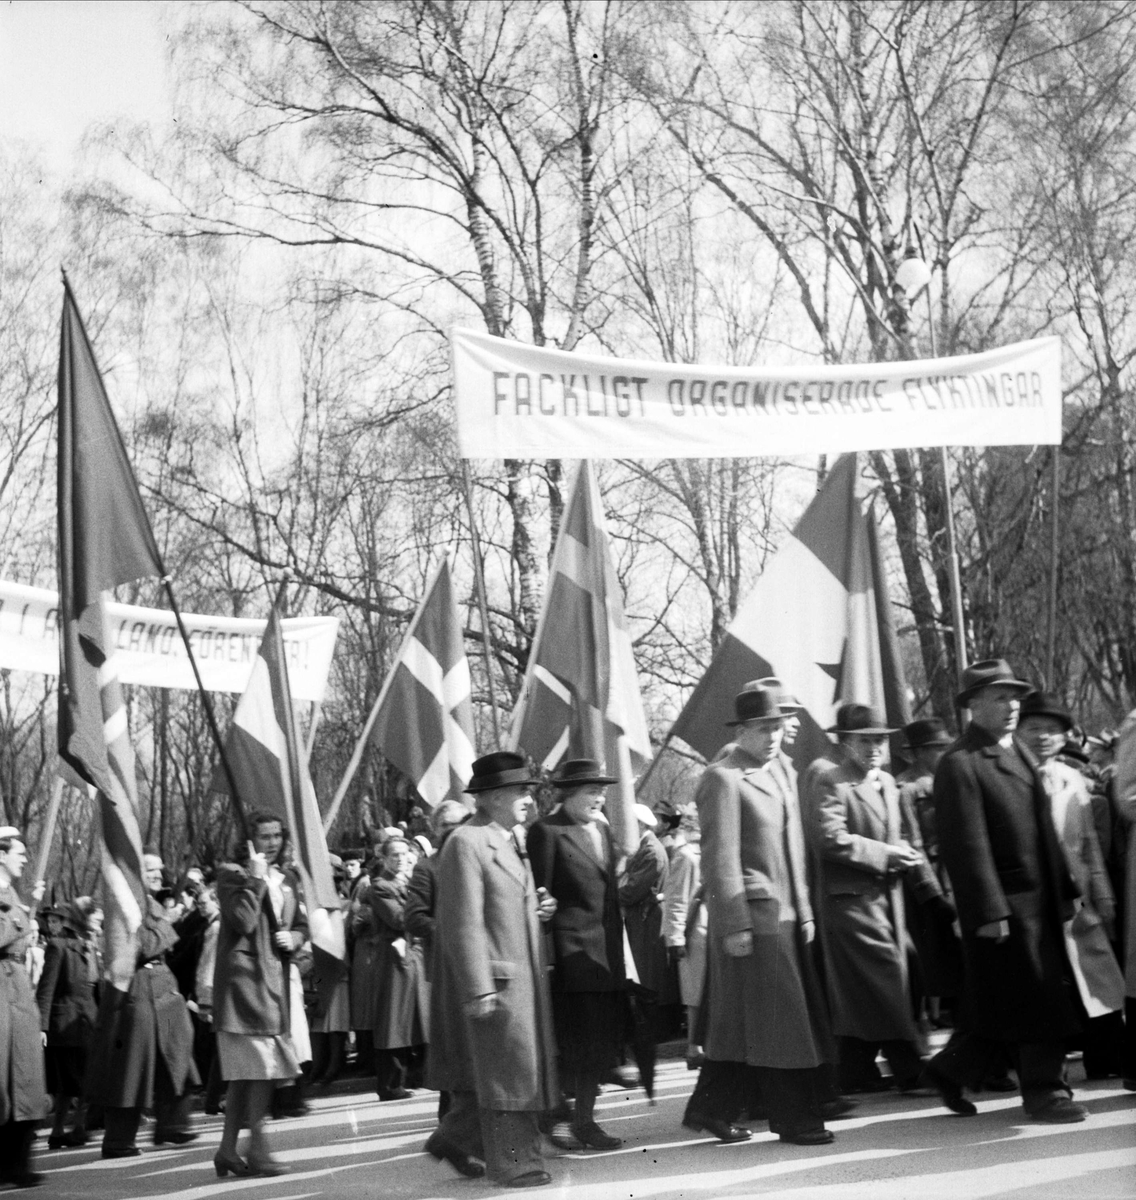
xmin=922 ymin=660 xmax=1086 ymax=1122
xmin=425 ymin=752 xmax=559 ymax=1188
xmin=527 ymin=759 xmax=626 ymax=1151
xmin=684 ymin=682 xmax=836 ymax=1146
xmin=803 ymin=703 xmax=938 ymax=1095
xmin=896 ymin=718 xmax=954 ymax=885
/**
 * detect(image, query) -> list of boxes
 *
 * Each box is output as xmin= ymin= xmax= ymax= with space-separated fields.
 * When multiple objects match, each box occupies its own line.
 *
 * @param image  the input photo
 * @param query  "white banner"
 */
xmin=0 ymin=580 xmax=339 ymax=702
xmin=451 ymin=327 xmax=1063 ymax=459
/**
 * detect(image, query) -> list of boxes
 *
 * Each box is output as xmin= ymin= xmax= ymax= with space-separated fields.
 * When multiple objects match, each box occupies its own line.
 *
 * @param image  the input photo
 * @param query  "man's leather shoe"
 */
xmin=506 ymin=1170 xmax=552 ymax=1187
xmin=4 ymin=1171 xmax=45 ymax=1188
xmin=1028 ymin=1097 xmax=1087 ymax=1123
xmin=101 ymin=1146 xmax=141 ymax=1158
xmin=425 ymin=1134 xmax=487 ymax=1178
xmin=682 ymin=1112 xmax=752 ymax=1142
xmin=982 ymin=1073 xmax=1017 ymax=1092
xmin=921 ymin=1065 xmax=977 ymax=1116
xmin=154 ymin=1129 xmax=198 ymax=1146
xmin=571 ymin=1121 xmax=622 ymax=1150
xmin=778 ymin=1128 xmax=835 ymax=1146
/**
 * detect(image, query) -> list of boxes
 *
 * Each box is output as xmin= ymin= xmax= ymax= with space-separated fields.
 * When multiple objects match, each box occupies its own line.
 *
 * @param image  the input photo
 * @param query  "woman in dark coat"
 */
xmin=37 ymin=896 xmax=99 ymax=1147
xmin=0 ymin=827 xmax=48 ymax=1188
xmin=213 ymin=814 xmax=309 ymax=1177
xmin=368 ymin=837 xmax=429 ymax=1100
xmin=86 ymin=852 xmax=199 ymax=1158
xmin=528 ymin=759 xmax=626 ymax=1151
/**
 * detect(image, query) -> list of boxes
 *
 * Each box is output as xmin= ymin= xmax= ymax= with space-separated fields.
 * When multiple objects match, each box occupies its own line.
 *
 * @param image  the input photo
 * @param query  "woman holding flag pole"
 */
xmin=213 ymin=813 xmax=309 ymax=1178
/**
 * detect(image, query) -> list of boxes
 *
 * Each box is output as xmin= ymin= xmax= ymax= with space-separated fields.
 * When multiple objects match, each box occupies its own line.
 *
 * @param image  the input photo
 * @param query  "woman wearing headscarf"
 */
xmin=0 ymin=826 xmax=48 ymax=1187
xmin=369 ymin=836 xmax=429 ymax=1100
xmin=213 ymin=813 xmax=309 ymax=1178
xmin=36 ymin=896 xmax=99 ymax=1148
xmin=528 ymin=759 xmax=626 ymax=1151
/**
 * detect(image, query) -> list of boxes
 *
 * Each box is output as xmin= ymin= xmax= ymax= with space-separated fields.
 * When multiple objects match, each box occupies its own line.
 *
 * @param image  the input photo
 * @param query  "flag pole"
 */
xmin=30 ymin=774 xmax=66 ymax=914
xmin=159 ymin=573 xmax=249 ymax=837
xmin=460 ymin=460 xmax=501 ymax=743
xmin=634 ymin=732 xmax=674 ymax=797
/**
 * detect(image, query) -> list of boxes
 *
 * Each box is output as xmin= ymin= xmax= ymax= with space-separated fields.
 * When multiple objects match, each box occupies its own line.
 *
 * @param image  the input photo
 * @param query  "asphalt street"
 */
xmin=30 ymin=1059 xmax=1135 ymax=1200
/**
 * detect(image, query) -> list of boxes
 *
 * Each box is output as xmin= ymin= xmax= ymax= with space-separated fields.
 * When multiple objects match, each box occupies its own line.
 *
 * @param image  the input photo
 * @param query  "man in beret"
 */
xmin=426 ymin=752 xmax=559 ymax=1188
xmin=922 ymin=660 xmax=1086 ymax=1122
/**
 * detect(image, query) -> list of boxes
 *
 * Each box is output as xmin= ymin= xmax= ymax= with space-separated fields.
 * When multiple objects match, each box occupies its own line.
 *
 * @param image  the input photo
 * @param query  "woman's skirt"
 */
xmin=217 ymin=965 xmax=310 ymax=1081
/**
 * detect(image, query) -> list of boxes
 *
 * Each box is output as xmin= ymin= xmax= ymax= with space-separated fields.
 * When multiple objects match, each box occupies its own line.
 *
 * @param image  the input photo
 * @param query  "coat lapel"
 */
xmin=562 ymin=820 xmax=607 ymax=873
xmin=490 ymin=826 xmax=530 ymax=889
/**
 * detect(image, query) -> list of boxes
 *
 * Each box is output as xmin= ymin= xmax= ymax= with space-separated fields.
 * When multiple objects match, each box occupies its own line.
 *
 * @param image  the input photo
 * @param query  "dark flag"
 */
xmin=57 ymin=278 xmax=162 ymax=989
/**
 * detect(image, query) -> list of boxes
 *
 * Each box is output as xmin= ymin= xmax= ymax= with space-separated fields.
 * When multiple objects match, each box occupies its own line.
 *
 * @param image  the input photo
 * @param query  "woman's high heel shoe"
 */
xmin=214 ymin=1152 xmax=254 ymax=1178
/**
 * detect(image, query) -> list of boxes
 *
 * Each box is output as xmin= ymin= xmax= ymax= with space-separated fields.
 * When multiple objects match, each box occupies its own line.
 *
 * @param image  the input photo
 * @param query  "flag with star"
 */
xmin=669 ymin=453 xmax=910 ymax=770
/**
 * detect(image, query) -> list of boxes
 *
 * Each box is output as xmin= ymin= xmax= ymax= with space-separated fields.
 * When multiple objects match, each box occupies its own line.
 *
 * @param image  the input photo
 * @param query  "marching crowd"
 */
xmin=1 ymin=657 xmax=1135 ymax=1189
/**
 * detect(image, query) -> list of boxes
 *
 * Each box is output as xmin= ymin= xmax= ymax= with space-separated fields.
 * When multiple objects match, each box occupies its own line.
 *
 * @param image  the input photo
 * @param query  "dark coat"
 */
xmin=86 ymin=898 xmax=199 ymax=1108
xmin=934 ymin=724 xmax=1083 ymax=1041
xmin=368 ymin=874 xmax=428 ymax=1049
xmin=37 ymin=934 xmax=98 ymax=1046
xmin=0 ymin=886 xmax=47 ymax=1122
xmin=213 ymin=864 xmax=308 ymax=1037
xmin=619 ymin=829 xmax=675 ymax=1000
xmin=698 ymin=747 xmax=833 ymax=1069
xmin=527 ymin=811 xmax=625 ymax=993
xmin=426 ymin=812 xmax=558 ymax=1110
xmin=803 ymin=756 xmax=919 ymax=1042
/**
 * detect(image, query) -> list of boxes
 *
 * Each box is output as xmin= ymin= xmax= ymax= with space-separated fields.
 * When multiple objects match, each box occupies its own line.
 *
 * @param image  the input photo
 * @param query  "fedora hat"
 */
xmin=757 ymin=676 xmax=804 ymax=713
xmin=903 ymin=717 xmax=953 ymax=749
xmin=1019 ymin=690 xmax=1074 ymax=731
xmin=956 ymin=658 xmax=1032 ymax=707
xmin=464 ymin=751 xmax=539 ymax=794
xmin=828 ymin=702 xmax=897 ymax=736
xmin=726 ymin=681 xmax=784 ymax=726
xmin=550 ymin=758 xmax=618 ymax=788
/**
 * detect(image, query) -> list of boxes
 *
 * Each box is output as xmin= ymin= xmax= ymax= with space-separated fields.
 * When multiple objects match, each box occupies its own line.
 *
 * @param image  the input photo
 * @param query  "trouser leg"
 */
xmin=102 ymin=1106 xmax=141 ymax=1152
xmin=0 ymin=1119 xmax=36 ymax=1180
xmin=375 ymin=1047 xmax=407 ymax=1097
xmin=880 ymin=1039 xmax=925 ymax=1090
xmin=1124 ymin=998 xmax=1136 ymax=1082
xmin=837 ymin=1036 xmax=883 ymax=1091
xmin=927 ymin=1030 xmax=1000 ymax=1089
xmin=1082 ymin=1011 xmax=1124 ymax=1079
xmin=431 ymin=1089 xmax=483 ymax=1160
xmin=481 ymin=1109 xmax=542 ymax=1184
xmin=570 ymin=1073 xmax=601 ymax=1127
xmin=755 ymin=1066 xmax=826 ymax=1137
xmin=684 ymin=1058 xmax=746 ymax=1124
xmin=1016 ymin=1042 xmax=1071 ymax=1114
xmin=153 ymin=1056 xmax=192 ymax=1139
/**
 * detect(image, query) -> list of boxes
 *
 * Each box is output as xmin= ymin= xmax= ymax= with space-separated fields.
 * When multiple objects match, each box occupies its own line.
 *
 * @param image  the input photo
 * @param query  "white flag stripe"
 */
xmin=416 ymin=741 xmax=454 ymax=808
xmin=102 ymin=707 xmax=128 ymax=744
xmin=533 ymin=665 xmax=572 ymax=702
xmin=402 ymin=636 xmax=446 ymax=701
xmin=441 ymin=657 xmax=472 ymax=712
xmin=542 ymin=724 xmax=571 ymax=770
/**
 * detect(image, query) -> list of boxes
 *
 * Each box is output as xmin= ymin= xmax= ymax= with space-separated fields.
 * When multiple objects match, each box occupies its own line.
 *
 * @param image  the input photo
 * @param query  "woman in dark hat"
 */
xmin=527 ymin=759 xmax=626 ymax=1150
xmin=36 ymin=896 xmax=99 ymax=1148
xmin=1019 ymin=692 xmax=1125 ymax=1078
xmin=368 ymin=836 xmax=429 ymax=1101
xmin=0 ymin=827 xmax=47 ymax=1187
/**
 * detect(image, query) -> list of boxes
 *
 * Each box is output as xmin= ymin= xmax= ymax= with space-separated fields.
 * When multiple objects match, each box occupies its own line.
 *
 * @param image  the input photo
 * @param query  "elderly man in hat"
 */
xmin=1019 ymin=691 xmax=1125 ymax=1080
xmin=527 ymin=758 xmax=627 ymax=1151
xmin=923 ymin=660 xmax=1087 ymax=1122
xmin=684 ymin=682 xmax=836 ymax=1146
xmin=803 ymin=703 xmax=937 ymax=1095
xmin=425 ymin=752 xmax=558 ymax=1188
xmin=896 ymin=719 xmax=954 ymax=884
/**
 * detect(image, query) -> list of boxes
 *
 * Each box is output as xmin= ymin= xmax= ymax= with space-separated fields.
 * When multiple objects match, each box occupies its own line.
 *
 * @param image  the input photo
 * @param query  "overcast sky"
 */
xmin=0 ymin=0 xmax=170 ymax=168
